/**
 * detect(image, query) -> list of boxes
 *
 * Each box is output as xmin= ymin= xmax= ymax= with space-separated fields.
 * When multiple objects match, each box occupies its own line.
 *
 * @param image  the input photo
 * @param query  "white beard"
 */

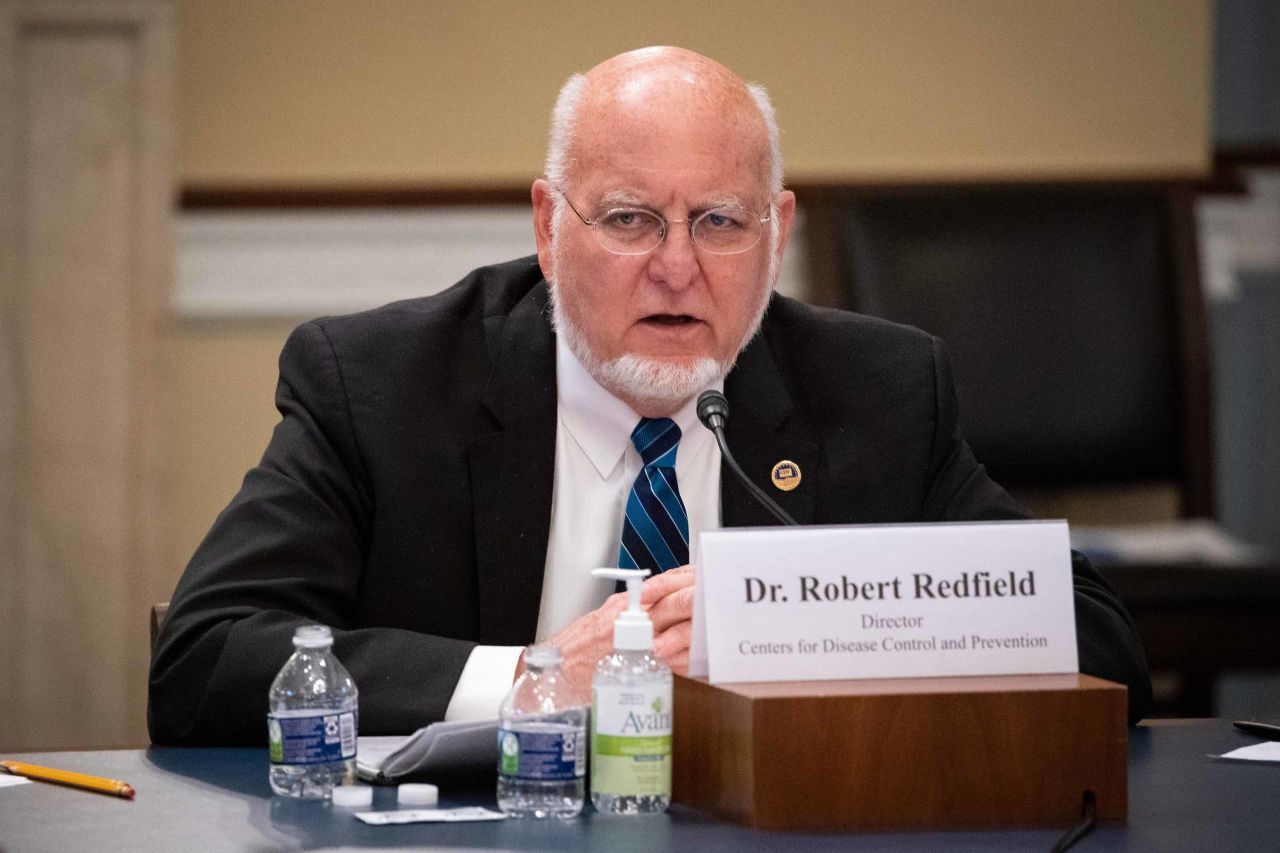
xmin=564 ymin=337 xmax=724 ymax=415
xmin=547 ymin=208 xmax=781 ymax=415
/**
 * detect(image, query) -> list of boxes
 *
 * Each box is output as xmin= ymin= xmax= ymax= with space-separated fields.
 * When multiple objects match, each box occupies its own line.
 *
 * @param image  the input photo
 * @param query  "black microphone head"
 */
xmin=696 ymin=390 xmax=729 ymax=430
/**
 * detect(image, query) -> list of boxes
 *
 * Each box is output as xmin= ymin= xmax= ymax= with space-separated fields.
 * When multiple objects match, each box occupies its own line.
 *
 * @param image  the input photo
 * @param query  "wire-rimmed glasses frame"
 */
xmin=556 ymin=189 xmax=772 ymax=256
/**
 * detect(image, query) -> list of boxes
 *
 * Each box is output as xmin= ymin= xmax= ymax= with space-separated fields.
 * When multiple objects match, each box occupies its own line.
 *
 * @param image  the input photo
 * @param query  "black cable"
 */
xmin=696 ymin=389 xmax=798 ymax=527
xmin=708 ymin=425 xmax=798 ymax=526
xmin=1050 ymin=790 xmax=1097 ymax=853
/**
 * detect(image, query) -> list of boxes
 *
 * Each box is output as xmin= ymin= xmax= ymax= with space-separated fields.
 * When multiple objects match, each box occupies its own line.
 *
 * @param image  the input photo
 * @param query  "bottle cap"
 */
xmin=331 ymin=784 xmax=373 ymax=808
xmin=292 ymin=625 xmax=334 ymax=649
xmin=524 ymin=644 xmax=562 ymax=669
xmin=590 ymin=568 xmax=653 ymax=650
xmin=397 ymin=783 xmax=438 ymax=806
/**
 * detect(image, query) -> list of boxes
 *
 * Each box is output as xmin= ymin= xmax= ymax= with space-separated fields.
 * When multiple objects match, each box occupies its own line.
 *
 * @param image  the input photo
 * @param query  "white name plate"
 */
xmin=699 ymin=521 xmax=1078 ymax=684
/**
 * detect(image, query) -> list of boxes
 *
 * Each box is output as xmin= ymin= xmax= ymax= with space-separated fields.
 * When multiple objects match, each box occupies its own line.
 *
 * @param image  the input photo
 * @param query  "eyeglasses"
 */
xmin=557 ymin=189 xmax=771 ymax=256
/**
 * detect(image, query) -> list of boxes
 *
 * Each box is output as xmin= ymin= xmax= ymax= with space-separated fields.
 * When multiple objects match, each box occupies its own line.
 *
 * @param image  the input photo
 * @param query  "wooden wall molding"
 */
xmin=0 ymin=0 xmax=174 ymax=750
xmin=173 ymin=206 xmax=811 ymax=320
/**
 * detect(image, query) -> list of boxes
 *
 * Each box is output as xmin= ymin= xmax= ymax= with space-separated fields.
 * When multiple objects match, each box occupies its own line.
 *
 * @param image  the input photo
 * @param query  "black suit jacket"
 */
xmin=148 ymin=256 xmax=1151 ymax=744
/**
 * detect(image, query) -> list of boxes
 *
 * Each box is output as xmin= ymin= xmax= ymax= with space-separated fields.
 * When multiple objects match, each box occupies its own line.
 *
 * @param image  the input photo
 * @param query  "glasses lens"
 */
xmin=594 ymin=209 xmax=665 ymax=254
xmin=692 ymin=207 xmax=763 ymax=254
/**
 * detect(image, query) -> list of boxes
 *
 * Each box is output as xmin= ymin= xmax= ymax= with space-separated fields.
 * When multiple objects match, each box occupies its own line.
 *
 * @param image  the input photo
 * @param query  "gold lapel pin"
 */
xmin=771 ymin=460 xmax=802 ymax=491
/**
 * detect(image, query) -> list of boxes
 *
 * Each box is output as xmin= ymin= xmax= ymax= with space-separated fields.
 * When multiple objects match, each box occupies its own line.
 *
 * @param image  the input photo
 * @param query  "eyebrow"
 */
xmin=596 ymin=189 xmax=648 ymax=208
xmin=593 ymin=190 xmax=752 ymax=211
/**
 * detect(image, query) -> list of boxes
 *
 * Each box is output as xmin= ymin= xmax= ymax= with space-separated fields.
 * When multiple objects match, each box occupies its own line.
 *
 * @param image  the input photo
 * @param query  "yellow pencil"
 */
xmin=1 ymin=760 xmax=135 ymax=800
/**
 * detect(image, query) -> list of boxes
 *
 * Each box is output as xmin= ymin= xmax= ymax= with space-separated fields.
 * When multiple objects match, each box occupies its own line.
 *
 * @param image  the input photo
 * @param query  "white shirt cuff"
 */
xmin=443 ymin=645 xmax=524 ymax=721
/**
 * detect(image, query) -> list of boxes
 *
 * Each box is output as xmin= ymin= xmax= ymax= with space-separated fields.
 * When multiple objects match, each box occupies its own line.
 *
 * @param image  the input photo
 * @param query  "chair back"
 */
xmin=832 ymin=183 xmax=1212 ymax=516
xmin=150 ymin=602 xmax=169 ymax=652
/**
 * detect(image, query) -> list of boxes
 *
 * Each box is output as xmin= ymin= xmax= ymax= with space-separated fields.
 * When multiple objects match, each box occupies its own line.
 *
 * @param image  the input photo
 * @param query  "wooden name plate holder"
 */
xmin=672 ymin=673 xmax=1127 ymax=831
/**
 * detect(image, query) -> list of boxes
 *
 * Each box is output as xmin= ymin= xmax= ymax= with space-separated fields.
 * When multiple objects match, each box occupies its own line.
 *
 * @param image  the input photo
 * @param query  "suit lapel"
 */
xmin=467 ymin=283 xmax=557 ymax=644
xmin=465 ymin=287 xmax=822 ymax=641
xmin=721 ymin=327 xmax=820 ymax=527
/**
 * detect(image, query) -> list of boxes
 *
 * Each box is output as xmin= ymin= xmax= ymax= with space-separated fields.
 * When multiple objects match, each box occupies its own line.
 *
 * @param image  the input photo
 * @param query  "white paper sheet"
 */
xmin=354 ymin=807 xmax=507 ymax=825
xmin=1218 ymin=742 xmax=1280 ymax=763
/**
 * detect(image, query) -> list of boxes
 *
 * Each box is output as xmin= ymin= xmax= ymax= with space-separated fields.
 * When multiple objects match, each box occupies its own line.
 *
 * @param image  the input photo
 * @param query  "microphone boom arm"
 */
xmin=697 ymin=389 xmax=799 ymax=527
xmin=708 ymin=425 xmax=799 ymax=526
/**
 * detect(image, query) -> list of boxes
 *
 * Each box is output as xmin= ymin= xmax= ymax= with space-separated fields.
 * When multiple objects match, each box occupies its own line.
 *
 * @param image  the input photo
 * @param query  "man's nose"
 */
xmin=647 ymin=221 xmax=700 ymax=290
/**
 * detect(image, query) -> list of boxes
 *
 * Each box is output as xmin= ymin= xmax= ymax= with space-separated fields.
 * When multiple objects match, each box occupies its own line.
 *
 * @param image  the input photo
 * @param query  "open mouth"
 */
xmin=642 ymin=314 xmax=697 ymax=326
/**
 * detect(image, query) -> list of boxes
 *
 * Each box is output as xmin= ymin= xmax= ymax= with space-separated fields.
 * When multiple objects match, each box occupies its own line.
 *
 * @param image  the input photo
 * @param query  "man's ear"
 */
xmin=531 ymin=179 xmax=556 ymax=281
xmin=770 ymin=190 xmax=798 ymax=276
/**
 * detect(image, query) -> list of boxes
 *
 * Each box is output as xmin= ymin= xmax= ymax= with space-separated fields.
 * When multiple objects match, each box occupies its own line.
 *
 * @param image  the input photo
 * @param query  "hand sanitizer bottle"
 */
xmin=589 ymin=568 xmax=672 ymax=815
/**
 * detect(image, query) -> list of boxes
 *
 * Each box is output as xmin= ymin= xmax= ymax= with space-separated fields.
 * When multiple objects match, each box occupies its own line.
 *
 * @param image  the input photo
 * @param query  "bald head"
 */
xmin=544 ymin=47 xmax=781 ymax=196
xmin=587 ymin=46 xmax=756 ymax=123
xmin=530 ymin=47 xmax=796 ymax=417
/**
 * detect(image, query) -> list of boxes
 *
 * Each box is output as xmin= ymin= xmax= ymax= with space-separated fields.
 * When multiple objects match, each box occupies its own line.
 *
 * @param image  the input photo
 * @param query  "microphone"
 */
xmin=696 ymin=390 xmax=799 ymax=527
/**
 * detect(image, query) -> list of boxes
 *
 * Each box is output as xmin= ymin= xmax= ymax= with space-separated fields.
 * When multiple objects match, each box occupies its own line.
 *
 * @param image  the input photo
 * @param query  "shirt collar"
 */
xmin=555 ymin=334 xmax=721 ymax=479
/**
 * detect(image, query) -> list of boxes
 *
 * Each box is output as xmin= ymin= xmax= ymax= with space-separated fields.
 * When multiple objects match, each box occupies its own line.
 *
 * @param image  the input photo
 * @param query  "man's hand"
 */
xmin=648 ymin=566 xmax=695 ymax=675
xmin=541 ymin=566 xmax=696 ymax=701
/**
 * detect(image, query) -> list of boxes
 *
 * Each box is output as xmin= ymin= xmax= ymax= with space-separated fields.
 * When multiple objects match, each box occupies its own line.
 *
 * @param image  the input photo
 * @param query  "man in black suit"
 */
xmin=149 ymin=47 xmax=1150 ymax=745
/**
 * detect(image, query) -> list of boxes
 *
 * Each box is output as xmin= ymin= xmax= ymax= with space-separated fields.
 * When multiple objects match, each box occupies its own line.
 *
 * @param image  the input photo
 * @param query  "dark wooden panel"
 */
xmin=674 ymin=673 xmax=1127 ymax=830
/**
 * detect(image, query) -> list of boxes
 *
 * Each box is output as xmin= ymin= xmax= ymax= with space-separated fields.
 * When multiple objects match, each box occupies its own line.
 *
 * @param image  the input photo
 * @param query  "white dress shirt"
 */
xmin=442 ymin=335 xmax=722 ymax=720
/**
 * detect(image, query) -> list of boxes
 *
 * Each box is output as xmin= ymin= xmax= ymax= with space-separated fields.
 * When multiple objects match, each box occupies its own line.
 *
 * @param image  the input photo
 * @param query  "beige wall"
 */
xmin=162 ymin=324 xmax=293 ymax=572
xmin=0 ymin=0 xmax=1209 ymax=752
xmin=167 ymin=1 xmax=1215 ymax=564
xmin=166 ymin=0 xmax=1214 ymax=570
xmin=162 ymin=1 xmax=1213 ymax=681
xmin=180 ymin=0 xmax=1212 ymax=186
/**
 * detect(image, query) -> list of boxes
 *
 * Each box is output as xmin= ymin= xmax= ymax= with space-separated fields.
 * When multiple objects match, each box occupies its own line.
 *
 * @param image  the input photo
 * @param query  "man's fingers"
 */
xmin=639 ymin=565 xmax=696 ymax=606
xmin=648 ymin=584 xmax=695 ymax=632
xmin=653 ymin=619 xmax=692 ymax=659
xmin=545 ymin=601 xmax=627 ymax=701
xmin=661 ymin=650 xmax=689 ymax=677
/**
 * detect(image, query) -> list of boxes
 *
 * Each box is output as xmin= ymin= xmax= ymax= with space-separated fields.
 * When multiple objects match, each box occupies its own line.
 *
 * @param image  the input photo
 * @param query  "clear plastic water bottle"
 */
xmin=267 ymin=625 xmax=358 ymax=798
xmin=496 ymin=644 xmax=587 ymax=818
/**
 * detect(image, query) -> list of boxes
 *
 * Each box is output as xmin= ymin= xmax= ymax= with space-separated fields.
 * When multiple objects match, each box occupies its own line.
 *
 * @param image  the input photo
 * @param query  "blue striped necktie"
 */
xmin=618 ymin=417 xmax=690 ymax=574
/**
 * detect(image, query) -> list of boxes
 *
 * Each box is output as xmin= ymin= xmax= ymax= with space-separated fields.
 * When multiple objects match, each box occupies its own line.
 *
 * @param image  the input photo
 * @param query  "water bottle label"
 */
xmin=268 ymin=711 xmax=357 ymax=765
xmin=591 ymin=684 xmax=672 ymax=797
xmin=497 ymin=726 xmax=585 ymax=781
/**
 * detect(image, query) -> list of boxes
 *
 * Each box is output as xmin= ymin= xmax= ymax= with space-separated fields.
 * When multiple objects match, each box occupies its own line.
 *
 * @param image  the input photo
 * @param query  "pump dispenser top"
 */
xmin=591 ymin=568 xmax=652 ymax=650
